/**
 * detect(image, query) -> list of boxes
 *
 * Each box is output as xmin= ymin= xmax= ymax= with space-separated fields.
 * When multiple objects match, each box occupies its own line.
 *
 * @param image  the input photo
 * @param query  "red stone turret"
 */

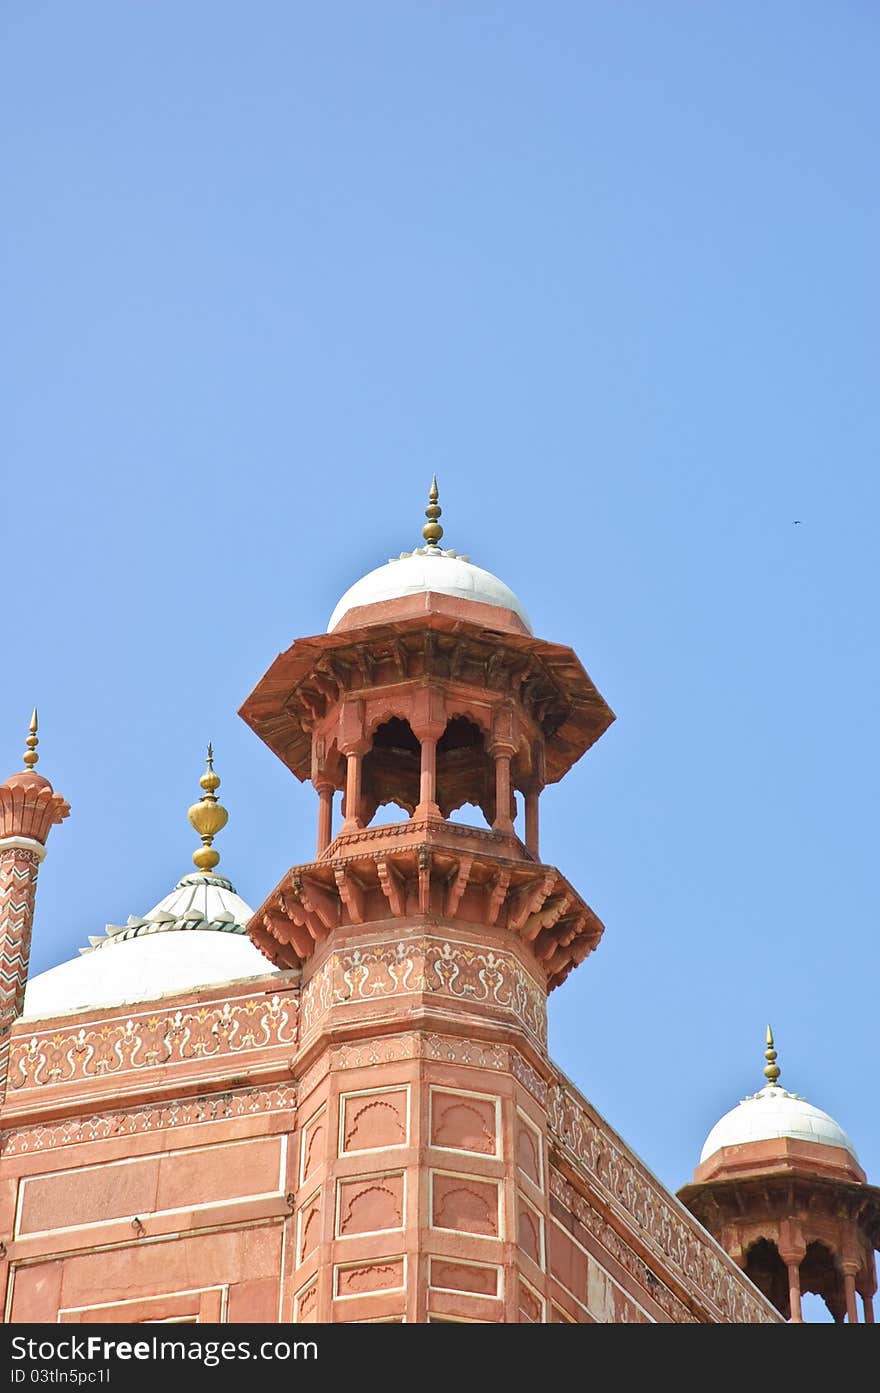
xmin=0 ymin=712 xmax=70 ymax=1093
xmin=235 ymin=485 xmax=627 ymax=1321
xmin=240 ymin=488 xmax=614 ymax=992
xmin=678 ymin=1029 xmax=879 ymax=1323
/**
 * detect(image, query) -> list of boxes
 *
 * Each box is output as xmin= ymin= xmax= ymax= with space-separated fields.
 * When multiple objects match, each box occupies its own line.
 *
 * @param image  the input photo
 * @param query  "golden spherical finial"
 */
xmin=22 ymin=708 xmax=39 ymax=770
xmin=422 ymin=475 xmax=444 ymax=546
xmin=188 ymin=744 xmax=228 ymax=873
xmin=763 ymin=1023 xmax=781 ymax=1087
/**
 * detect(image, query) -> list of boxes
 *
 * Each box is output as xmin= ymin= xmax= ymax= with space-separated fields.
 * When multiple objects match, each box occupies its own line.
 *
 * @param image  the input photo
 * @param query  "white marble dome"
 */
xmin=23 ymin=872 xmax=279 ymax=1019
xmin=700 ymin=1084 xmax=859 ymax=1165
xmin=327 ymin=547 xmax=532 ymax=634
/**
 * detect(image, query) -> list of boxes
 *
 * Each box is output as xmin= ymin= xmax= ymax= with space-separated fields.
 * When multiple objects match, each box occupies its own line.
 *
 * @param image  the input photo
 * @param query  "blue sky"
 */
xmin=2 ymin=4 xmax=877 ymax=1315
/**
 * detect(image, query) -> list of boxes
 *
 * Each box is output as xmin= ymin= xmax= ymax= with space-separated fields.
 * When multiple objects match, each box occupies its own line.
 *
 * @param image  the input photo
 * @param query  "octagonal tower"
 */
xmin=239 ymin=482 xmax=618 ymax=1322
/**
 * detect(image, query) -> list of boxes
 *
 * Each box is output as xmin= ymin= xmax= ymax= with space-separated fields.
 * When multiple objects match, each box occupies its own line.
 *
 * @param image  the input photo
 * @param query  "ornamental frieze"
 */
xmin=299 ymin=937 xmax=546 ymax=1044
xmin=549 ymin=1168 xmax=694 ymax=1323
xmin=7 ymin=991 xmax=299 ymax=1091
xmin=547 ymin=1083 xmax=777 ymax=1323
xmin=1 ymin=1082 xmax=297 ymax=1156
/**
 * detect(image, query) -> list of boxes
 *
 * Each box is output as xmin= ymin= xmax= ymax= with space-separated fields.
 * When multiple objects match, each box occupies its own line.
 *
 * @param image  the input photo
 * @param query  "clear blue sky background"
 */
xmin=2 ymin=4 xmax=877 ymax=1317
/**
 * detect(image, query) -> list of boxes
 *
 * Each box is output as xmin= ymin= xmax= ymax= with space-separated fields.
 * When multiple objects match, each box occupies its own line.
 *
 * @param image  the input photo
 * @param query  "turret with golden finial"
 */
xmin=422 ymin=475 xmax=444 ymax=547
xmin=187 ymin=744 xmax=228 ymax=873
xmin=763 ymin=1024 xmax=781 ymax=1088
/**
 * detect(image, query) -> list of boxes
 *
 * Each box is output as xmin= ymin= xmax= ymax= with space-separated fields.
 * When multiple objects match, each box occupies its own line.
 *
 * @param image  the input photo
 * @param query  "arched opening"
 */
xmin=744 ymin=1238 xmax=789 ymax=1317
xmin=361 ymin=717 xmax=420 ymax=825
xmin=801 ymin=1241 xmax=846 ymax=1323
xmin=436 ymin=716 xmax=498 ymax=825
xmin=448 ymin=803 xmax=494 ymax=831
xmin=367 ymin=801 xmax=411 ymax=826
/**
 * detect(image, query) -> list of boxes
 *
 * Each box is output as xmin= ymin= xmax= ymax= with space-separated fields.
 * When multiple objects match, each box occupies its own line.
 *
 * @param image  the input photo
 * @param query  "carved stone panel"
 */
xmin=430 ymin=1171 xmax=500 ymax=1238
xmin=518 ymin=1277 xmax=545 ymax=1323
xmin=300 ymin=1107 xmax=327 ymax=1186
xmin=517 ymin=1191 xmax=545 ymax=1269
xmin=516 ymin=1109 xmax=544 ymax=1189
xmin=340 ymin=1087 xmax=409 ymax=1155
xmin=429 ymin=1258 xmax=500 ymax=1298
xmin=334 ymin=1258 xmax=406 ymax=1298
xmin=336 ymin=1172 xmax=405 ymax=1238
xmin=429 ymin=1089 xmax=499 ymax=1157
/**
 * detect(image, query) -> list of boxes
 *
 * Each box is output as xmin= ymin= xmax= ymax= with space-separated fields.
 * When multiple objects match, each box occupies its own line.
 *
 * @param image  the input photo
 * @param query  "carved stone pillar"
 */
xmin=411 ymin=688 xmax=445 ymax=820
xmin=524 ymin=786 xmax=541 ymax=858
xmin=315 ymin=782 xmax=334 ymax=855
xmin=778 ymin=1224 xmax=806 ymax=1325
xmin=341 ymin=750 xmax=365 ymax=831
xmin=786 ymin=1261 xmax=803 ymax=1323
xmin=416 ymin=736 xmax=439 ymax=819
xmin=491 ymin=751 xmax=512 ymax=833
xmin=842 ymin=1264 xmax=859 ymax=1323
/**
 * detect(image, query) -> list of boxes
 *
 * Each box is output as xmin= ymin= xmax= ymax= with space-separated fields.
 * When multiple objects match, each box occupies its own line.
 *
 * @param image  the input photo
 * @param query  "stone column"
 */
xmin=491 ymin=748 xmax=515 ymax=834
xmin=416 ymin=735 xmax=440 ymax=819
xmin=862 ymin=1293 xmax=875 ymax=1324
xmin=843 ymin=1265 xmax=859 ymax=1323
xmin=412 ymin=690 xmax=445 ymax=821
xmin=315 ymin=782 xmax=334 ymax=855
xmin=341 ymin=750 xmax=364 ymax=831
xmin=786 ymin=1261 xmax=803 ymax=1324
xmin=524 ymin=786 xmax=541 ymax=858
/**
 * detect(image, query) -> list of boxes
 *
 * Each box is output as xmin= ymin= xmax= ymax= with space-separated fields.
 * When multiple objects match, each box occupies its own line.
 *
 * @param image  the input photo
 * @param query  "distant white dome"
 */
xmin=23 ymin=872 xmax=279 ymax=1019
xmin=700 ymin=1085 xmax=858 ymax=1165
xmin=328 ymin=548 xmax=532 ymax=634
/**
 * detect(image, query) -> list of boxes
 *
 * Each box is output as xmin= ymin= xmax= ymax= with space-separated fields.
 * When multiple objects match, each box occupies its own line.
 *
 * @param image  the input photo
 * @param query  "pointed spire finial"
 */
xmin=188 ymin=744 xmax=228 ymax=873
xmin=763 ymin=1023 xmax=781 ymax=1087
xmin=422 ymin=475 xmax=444 ymax=546
xmin=22 ymin=709 xmax=39 ymax=771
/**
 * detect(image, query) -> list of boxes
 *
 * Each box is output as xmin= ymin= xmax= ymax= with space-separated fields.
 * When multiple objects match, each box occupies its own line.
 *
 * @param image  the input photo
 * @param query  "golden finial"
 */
xmin=22 ymin=709 xmax=39 ymax=771
xmin=187 ymin=743 xmax=228 ymax=873
xmin=422 ymin=475 xmax=444 ymax=546
xmin=763 ymin=1024 xmax=781 ymax=1087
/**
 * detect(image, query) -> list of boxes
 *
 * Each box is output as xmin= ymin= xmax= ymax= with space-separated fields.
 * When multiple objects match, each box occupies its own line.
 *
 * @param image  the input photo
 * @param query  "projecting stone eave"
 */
xmin=246 ymin=827 xmax=604 ymax=991
xmin=677 ymin=1175 xmax=880 ymax=1252
xmin=238 ymin=598 xmax=615 ymax=787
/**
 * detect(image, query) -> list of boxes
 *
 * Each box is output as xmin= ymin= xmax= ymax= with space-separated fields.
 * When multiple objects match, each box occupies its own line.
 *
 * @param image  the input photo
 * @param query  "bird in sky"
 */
xmin=792 ymin=520 xmax=803 ymax=525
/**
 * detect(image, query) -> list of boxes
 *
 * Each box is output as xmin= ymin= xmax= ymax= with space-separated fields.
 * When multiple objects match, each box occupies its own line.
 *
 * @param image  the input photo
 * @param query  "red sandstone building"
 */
xmin=0 ymin=485 xmax=876 ymax=1324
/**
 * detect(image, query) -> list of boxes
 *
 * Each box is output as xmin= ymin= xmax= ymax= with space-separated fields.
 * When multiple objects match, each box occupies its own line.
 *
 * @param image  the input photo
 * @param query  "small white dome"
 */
xmin=328 ymin=548 xmax=532 ymax=634
xmin=700 ymin=1085 xmax=858 ymax=1165
xmin=23 ymin=873 xmax=279 ymax=1018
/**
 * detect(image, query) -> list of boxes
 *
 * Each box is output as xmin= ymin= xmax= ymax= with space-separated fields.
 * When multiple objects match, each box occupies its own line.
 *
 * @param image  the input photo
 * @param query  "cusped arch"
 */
xmin=743 ymin=1237 xmax=789 ymax=1318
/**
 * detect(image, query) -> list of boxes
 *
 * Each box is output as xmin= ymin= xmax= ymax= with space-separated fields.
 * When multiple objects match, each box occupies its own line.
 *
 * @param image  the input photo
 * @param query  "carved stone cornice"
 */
xmin=678 ymin=1173 xmax=880 ymax=1253
xmin=239 ymin=609 xmax=614 ymax=789
xmin=297 ymin=932 xmax=548 ymax=1046
xmin=248 ymin=832 xmax=603 ymax=990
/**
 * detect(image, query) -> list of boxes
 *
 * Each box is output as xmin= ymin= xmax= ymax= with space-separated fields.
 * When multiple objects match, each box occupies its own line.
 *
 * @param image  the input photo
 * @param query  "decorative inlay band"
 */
xmin=1 ymin=1082 xmax=297 ymax=1155
xmin=8 ymin=991 xmax=299 ymax=1091
xmin=547 ymin=1083 xmax=777 ymax=1324
xmin=299 ymin=938 xmax=546 ymax=1043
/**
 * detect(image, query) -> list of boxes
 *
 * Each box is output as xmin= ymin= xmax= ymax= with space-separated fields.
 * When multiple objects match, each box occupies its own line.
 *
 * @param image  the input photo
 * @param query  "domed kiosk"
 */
xmin=679 ymin=1029 xmax=880 ymax=1322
